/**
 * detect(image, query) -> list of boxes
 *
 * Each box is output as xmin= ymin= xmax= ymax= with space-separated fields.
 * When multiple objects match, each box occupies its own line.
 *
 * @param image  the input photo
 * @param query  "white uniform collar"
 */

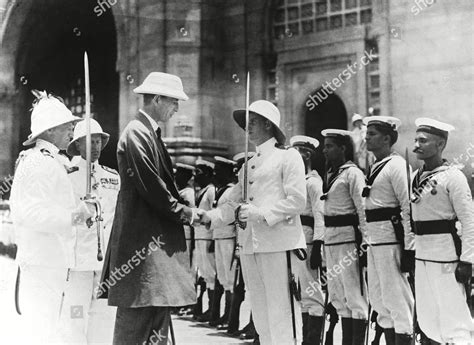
xmin=139 ymin=109 xmax=159 ymax=131
xmin=76 ymin=157 xmax=99 ymax=172
xmin=256 ymin=137 xmax=277 ymax=155
xmin=36 ymin=139 xmax=60 ymax=155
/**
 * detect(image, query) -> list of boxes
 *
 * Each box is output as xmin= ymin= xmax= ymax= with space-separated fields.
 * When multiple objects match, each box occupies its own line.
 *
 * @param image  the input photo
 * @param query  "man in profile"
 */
xmin=101 ymin=72 xmax=197 ymax=345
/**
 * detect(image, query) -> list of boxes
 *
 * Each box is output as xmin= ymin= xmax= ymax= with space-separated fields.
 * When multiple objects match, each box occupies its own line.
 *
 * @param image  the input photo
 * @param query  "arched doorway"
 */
xmin=10 ymin=0 xmax=119 ymax=168
xmin=304 ymin=89 xmax=347 ymax=177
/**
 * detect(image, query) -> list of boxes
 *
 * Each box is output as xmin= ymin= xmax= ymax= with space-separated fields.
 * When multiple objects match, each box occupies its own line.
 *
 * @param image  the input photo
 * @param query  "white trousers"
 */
xmin=18 ymin=265 xmax=69 ymax=344
xmin=195 ymin=240 xmax=216 ymax=289
xmin=367 ymin=245 xmax=414 ymax=334
xmin=215 ymin=238 xmax=236 ymax=291
xmin=325 ymin=243 xmax=368 ymax=319
xmin=241 ymin=252 xmax=302 ymax=345
xmin=416 ymin=261 xmax=474 ymax=343
xmin=297 ymin=243 xmax=325 ymax=316
xmin=59 ymin=270 xmax=116 ymax=344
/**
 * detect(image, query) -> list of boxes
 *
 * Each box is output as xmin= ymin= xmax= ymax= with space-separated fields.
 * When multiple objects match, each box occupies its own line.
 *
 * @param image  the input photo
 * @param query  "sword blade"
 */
xmin=243 ymin=72 xmax=250 ymax=203
xmin=84 ymin=51 xmax=92 ymax=198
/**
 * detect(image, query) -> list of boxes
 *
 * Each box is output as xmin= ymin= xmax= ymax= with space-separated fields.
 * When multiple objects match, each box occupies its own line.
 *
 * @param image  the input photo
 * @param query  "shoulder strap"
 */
xmin=323 ymin=163 xmax=356 ymax=194
xmin=213 ymin=185 xmax=231 ymax=208
xmin=365 ymin=157 xmax=393 ymax=187
xmin=196 ymin=185 xmax=210 ymax=207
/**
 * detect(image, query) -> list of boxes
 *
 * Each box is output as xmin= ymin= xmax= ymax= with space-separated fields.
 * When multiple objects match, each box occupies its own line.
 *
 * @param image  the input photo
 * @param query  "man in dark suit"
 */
xmin=99 ymin=72 xmax=197 ymax=345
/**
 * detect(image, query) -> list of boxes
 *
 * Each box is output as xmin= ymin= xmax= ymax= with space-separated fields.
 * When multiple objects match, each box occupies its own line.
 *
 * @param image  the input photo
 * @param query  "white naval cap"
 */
xmin=232 ymin=152 xmax=256 ymax=162
xmin=352 ymin=113 xmax=363 ymax=123
xmin=415 ymin=117 xmax=454 ymax=139
xmin=195 ymin=159 xmax=215 ymax=169
xmin=363 ymin=116 xmax=401 ymax=131
xmin=175 ymin=163 xmax=195 ymax=172
xmin=214 ymin=156 xmax=237 ymax=166
xmin=290 ymin=135 xmax=320 ymax=151
xmin=321 ymin=129 xmax=353 ymax=138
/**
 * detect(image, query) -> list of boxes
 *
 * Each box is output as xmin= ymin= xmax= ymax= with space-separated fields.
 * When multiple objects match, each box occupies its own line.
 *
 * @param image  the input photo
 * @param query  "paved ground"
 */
xmin=0 ymin=255 xmax=388 ymax=344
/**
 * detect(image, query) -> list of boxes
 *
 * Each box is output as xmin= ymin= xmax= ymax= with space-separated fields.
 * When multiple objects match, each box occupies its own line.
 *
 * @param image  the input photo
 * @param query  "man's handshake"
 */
xmin=190 ymin=203 xmax=264 ymax=230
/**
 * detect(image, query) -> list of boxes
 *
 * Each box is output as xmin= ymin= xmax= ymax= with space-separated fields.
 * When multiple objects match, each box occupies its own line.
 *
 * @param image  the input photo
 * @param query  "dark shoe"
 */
xmin=384 ymin=328 xmax=396 ymax=345
xmin=305 ymin=315 xmax=324 ymax=345
xmin=395 ymin=333 xmax=413 ymax=345
xmin=352 ymin=318 xmax=367 ymax=345
xmin=341 ymin=317 xmax=353 ymax=345
xmin=252 ymin=334 xmax=260 ymax=344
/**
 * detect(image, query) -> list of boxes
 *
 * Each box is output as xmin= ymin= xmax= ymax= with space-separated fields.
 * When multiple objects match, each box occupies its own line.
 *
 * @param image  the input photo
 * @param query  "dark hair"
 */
xmin=370 ymin=124 xmax=398 ymax=146
xmin=175 ymin=169 xmax=193 ymax=189
xmin=331 ymin=135 xmax=354 ymax=162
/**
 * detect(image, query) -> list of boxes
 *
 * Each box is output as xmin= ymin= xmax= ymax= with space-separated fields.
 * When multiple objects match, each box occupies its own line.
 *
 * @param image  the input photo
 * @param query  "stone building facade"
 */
xmin=0 ymin=0 xmax=472 ymax=190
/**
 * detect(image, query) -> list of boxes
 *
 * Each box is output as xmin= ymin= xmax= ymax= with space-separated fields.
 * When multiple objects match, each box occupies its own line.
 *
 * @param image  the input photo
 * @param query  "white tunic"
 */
xmin=213 ymin=184 xmax=237 ymax=239
xmin=68 ymin=158 xmax=120 ymax=271
xmin=323 ymin=162 xmax=367 ymax=244
xmin=195 ymin=184 xmax=215 ymax=240
xmin=208 ymin=137 xmax=306 ymax=254
xmin=301 ymin=170 xmax=324 ymax=243
xmin=411 ymin=164 xmax=474 ymax=263
xmin=364 ymin=154 xmax=414 ymax=249
xmin=10 ymin=139 xmax=77 ymax=268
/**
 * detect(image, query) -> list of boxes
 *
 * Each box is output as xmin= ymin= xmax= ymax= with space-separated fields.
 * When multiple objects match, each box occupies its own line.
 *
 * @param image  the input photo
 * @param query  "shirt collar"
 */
xmin=36 ymin=139 xmax=60 ymax=155
xmin=76 ymin=157 xmax=98 ymax=171
xmin=139 ymin=109 xmax=159 ymax=131
xmin=256 ymin=137 xmax=277 ymax=155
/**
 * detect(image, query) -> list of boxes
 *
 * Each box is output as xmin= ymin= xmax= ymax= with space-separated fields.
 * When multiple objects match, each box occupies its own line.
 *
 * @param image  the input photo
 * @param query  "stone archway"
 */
xmin=0 ymin=0 xmax=125 ymax=176
xmin=304 ymin=89 xmax=348 ymax=176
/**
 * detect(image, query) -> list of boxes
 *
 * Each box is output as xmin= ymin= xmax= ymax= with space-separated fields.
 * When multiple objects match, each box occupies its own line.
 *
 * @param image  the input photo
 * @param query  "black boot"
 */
xmin=209 ymin=282 xmax=224 ymax=325
xmin=215 ymin=290 xmax=232 ymax=329
xmin=301 ymin=312 xmax=309 ymax=345
xmin=196 ymin=288 xmax=213 ymax=322
xmin=352 ymin=318 xmax=367 ymax=345
xmin=395 ymin=333 xmax=413 ymax=345
xmin=306 ymin=315 xmax=324 ymax=344
xmin=341 ymin=318 xmax=353 ymax=345
xmin=384 ymin=328 xmax=396 ymax=345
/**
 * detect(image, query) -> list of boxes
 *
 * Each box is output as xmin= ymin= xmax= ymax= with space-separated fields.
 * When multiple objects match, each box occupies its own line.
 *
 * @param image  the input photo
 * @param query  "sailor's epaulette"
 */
xmin=66 ymin=166 xmax=79 ymax=174
xmin=101 ymin=165 xmax=119 ymax=175
xmin=40 ymin=148 xmax=54 ymax=158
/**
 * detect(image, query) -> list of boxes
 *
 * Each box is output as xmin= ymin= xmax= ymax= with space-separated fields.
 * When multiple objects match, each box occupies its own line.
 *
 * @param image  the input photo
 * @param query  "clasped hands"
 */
xmin=192 ymin=203 xmax=264 ymax=229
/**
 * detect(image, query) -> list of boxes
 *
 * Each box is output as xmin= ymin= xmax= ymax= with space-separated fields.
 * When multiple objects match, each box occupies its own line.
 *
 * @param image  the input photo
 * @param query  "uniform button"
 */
xmin=249 ymin=181 xmax=254 ymax=185
xmin=251 ymin=165 xmax=255 ymax=169
xmin=249 ymin=197 xmax=254 ymax=201
xmin=257 ymin=153 xmax=261 ymax=157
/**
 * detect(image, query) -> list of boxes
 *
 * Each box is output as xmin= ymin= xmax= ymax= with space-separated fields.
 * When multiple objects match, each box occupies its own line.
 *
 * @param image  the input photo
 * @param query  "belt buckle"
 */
xmin=391 ymin=215 xmax=399 ymax=224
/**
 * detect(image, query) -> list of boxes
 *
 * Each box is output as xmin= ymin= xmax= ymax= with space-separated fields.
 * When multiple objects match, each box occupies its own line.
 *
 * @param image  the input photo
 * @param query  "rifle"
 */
xmin=83 ymin=52 xmax=103 ymax=261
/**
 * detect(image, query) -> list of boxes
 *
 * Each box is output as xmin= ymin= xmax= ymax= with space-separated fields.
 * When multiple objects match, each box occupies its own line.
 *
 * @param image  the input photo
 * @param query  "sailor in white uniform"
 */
xmin=363 ymin=116 xmax=415 ymax=345
xmin=320 ymin=129 xmax=368 ymax=345
xmin=411 ymin=117 xmax=474 ymax=343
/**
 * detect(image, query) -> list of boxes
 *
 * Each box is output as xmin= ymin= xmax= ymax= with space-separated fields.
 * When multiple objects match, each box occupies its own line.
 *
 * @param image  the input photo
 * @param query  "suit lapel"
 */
xmin=136 ymin=113 xmax=178 ymax=197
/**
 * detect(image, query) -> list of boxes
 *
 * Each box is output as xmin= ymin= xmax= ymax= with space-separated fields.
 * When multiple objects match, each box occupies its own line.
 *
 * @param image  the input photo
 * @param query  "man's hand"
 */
xmin=72 ymin=201 xmax=96 ymax=226
xmin=196 ymin=209 xmax=211 ymax=228
xmin=237 ymin=204 xmax=264 ymax=223
xmin=455 ymin=261 xmax=472 ymax=284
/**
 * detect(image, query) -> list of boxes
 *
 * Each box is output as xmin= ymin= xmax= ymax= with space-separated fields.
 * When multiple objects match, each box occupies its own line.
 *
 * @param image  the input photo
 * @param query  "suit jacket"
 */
xmin=100 ymin=112 xmax=196 ymax=307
